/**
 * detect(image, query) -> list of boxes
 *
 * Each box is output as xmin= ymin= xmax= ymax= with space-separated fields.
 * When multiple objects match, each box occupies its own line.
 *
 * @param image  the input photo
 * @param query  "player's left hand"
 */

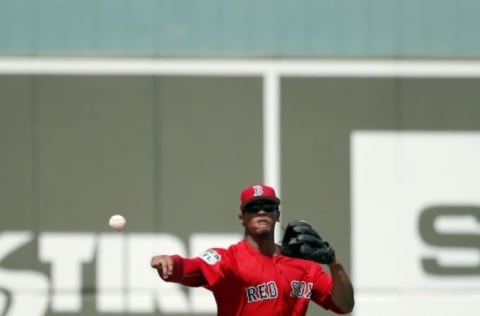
xmin=280 ymin=220 xmax=336 ymax=264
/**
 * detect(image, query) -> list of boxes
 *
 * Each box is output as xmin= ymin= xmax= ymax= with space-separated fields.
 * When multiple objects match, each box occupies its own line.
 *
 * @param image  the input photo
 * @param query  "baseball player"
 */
xmin=151 ymin=184 xmax=354 ymax=315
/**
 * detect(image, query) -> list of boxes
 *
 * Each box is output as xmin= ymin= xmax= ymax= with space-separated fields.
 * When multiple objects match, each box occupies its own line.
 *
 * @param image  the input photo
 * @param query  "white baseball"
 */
xmin=109 ymin=214 xmax=126 ymax=231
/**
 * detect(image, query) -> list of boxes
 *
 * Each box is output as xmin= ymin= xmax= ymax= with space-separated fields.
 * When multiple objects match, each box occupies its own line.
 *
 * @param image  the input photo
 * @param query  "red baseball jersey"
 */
xmin=191 ymin=240 xmax=344 ymax=316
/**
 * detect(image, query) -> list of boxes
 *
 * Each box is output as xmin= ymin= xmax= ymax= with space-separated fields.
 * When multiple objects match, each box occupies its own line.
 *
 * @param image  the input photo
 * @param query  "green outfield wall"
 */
xmin=2 ymin=68 xmax=480 ymax=315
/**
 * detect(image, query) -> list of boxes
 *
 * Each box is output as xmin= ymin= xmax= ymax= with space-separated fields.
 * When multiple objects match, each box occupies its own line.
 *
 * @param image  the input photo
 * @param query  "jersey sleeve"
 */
xmin=310 ymin=265 xmax=346 ymax=314
xmin=162 ymin=247 xmax=229 ymax=289
xmin=166 ymin=255 xmax=207 ymax=286
xmin=194 ymin=247 xmax=229 ymax=290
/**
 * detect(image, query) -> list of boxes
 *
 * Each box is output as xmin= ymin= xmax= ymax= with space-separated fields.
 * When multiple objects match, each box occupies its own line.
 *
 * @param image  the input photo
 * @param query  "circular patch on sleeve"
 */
xmin=199 ymin=248 xmax=221 ymax=265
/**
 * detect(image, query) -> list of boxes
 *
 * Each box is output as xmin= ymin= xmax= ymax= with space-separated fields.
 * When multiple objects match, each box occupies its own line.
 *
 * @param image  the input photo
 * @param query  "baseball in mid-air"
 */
xmin=109 ymin=214 xmax=126 ymax=231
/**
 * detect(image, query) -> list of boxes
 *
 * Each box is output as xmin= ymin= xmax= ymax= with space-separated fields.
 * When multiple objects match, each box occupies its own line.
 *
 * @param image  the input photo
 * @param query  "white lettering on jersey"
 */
xmin=245 ymin=281 xmax=278 ymax=302
xmin=290 ymin=281 xmax=313 ymax=299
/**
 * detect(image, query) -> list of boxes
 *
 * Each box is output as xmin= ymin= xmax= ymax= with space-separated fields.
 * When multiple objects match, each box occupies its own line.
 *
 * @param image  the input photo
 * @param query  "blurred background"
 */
xmin=1 ymin=1 xmax=480 ymax=315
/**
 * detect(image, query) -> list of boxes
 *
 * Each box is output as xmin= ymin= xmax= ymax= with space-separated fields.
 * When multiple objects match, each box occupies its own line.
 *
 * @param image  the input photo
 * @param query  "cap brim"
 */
xmin=240 ymin=196 xmax=281 ymax=210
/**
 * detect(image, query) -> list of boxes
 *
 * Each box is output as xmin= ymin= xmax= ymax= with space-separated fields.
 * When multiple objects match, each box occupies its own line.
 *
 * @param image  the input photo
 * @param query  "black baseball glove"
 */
xmin=281 ymin=220 xmax=336 ymax=264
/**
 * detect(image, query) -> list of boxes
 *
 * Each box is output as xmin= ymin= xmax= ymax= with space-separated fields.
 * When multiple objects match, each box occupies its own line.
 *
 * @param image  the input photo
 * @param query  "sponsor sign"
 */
xmin=0 ymin=232 xmax=240 ymax=315
xmin=351 ymin=131 xmax=480 ymax=316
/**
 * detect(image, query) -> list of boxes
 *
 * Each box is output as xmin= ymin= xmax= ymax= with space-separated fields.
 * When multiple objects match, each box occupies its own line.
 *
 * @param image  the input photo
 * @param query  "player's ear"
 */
xmin=238 ymin=212 xmax=244 ymax=225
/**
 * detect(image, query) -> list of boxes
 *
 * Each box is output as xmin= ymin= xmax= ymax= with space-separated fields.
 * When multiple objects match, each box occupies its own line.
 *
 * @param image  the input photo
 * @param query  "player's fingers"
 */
xmin=150 ymin=256 xmax=161 ymax=268
xmin=163 ymin=256 xmax=174 ymax=279
xmin=156 ymin=255 xmax=173 ymax=279
xmin=150 ymin=255 xmax=173 ymax=279
xmin=151 ymin=255 xmax=168 ymax=267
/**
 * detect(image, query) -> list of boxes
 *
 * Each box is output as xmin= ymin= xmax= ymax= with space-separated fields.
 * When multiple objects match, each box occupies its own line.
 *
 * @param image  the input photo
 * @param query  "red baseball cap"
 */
xmin=240 ymin=184 xmax=281 ymax=210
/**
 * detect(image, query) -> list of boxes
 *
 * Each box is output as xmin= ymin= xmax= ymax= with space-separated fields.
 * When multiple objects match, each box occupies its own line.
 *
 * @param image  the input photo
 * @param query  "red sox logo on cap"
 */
xmin=253 ymin=184 xmax=264 ymax=196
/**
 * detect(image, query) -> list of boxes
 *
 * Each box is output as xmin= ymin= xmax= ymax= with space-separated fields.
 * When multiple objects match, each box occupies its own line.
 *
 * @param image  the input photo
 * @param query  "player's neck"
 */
xmin=244 ymin=234 xmax=280 ymax=257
